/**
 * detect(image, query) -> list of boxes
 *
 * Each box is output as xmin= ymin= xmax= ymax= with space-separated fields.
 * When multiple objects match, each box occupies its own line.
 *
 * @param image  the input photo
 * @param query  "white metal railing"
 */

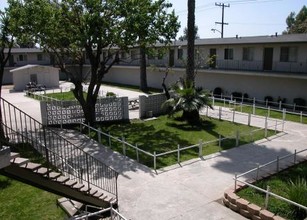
xmin=71 ymin=206 xmax=128 ymax=220
xmin=234 ymin=149 xmax=307 ymax=210
xmin=80 ymin=111 xmax=283 ymax=170
xmin=210 ymin=94 xmax=307 ymax=124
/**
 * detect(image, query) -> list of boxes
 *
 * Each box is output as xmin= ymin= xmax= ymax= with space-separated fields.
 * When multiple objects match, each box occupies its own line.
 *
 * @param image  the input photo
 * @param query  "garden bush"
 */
xmin=293 ymin=98 xmax=306 ymax=108
xmin=232 ymin=92 xmax=243 ymax=102
xmin=213 ymin=87 xmax=223 ymax=98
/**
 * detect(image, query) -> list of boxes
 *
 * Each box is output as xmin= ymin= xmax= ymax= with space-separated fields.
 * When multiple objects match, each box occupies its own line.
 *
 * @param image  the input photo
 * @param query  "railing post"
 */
xmin=212 ymin=96 xmax=215 ymax=106
xmin=276 ymin=156 xmax=280 ymax=172
xmin=232 ymin=110 xmax=235 ymax=123
xmin=256 ymin=163 xmax=260 ymax=180
xmin=279 ymin=101 xmax=282 ymax=110
xmin=300 ymin=111 xmax=303 ymax=123
xmin=154 ymin=151 xmax=157 ymax=171
xmin=265 ymin=185 xmax=270 ymax=209
xmin=98 ymin=128 xmax=102 ymax=143
xmin=223 ymin=98 xmax=226 ymax=107
xmin=265 ymin=99 xmax=268 ymax=107
xmin=267 ymin=106 xmax=270 ymax=118
xmin=265 ymin=117 xmax=268 ymax=138
xmin=282 ymin=108 xmax=286 ymax=121
xmin=240 ymin=102 xmax=243 ymax=112
xmin=219 ymin=107 xmax=222 ymax=120
xmin=234 ymin=173 xmax=237 ymax=191
xmin=198 ymin=141 xmax=203 ymax=157
xmin=122 ymin=136 xmax=126 ymax=156
xmin=136 ymin=144 xmax=139 ymax=162
xmin=236 ymin=130 xmax=240 ymax=147
xmin=177 ymin=144 xmax=180 ymax=164
xmin=294 ymin=149 xmax=297 ymax=164
xmin=248 ymin=113 xmax=251 ymax=126
xmin=293 ymin=103 xmax=296 ymax=112
xmin=86 ymin=154 xmax=90 ymax=190
xmin=253 ymin=97 xmax=256 ymax=105
xmin=108 ymin=131 xmax=111 ymax=147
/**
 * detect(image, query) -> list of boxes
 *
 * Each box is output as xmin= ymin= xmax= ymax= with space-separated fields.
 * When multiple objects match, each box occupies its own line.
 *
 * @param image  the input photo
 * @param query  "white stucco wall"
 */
xmin=11 ymin=65 xmax=59 ymax=91
xmin=103 ymin=65 xmax=307 ymax=103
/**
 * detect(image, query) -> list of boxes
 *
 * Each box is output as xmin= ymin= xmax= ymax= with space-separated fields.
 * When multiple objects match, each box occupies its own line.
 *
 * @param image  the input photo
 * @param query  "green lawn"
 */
xmin=0 ymin=144 xmax=67 ymax=219
xmin=29 ymin=91 xmax=84 ymax=101
xmin=237 ymin=161 xmax=307 ymax=220
xmin=87 ymin=114 xmax=275 ymax=168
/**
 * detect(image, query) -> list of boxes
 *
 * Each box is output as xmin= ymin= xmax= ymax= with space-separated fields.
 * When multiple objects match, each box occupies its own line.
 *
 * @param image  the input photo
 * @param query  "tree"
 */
xmin=162 ymin=78 xmax=212 ymax=123
xmin=0 ymin=5 xmax=18 ymax=145
xmin=186 ymin=0 xmax=196 ymax=84
xmin=124 ymin=0 xmax=179 ymax=92
xmin=178 ymin=25 xmax=200 ymax=41
xmin=9 ymin=0 xmax=141 ymax=126
xmin=285 ymin=5 xmax=307 ymax=34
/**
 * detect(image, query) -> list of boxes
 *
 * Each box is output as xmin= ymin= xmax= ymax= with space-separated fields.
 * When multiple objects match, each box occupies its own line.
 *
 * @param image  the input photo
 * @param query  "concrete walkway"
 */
xmin=2 ymin=86 xmax=307 ymax=220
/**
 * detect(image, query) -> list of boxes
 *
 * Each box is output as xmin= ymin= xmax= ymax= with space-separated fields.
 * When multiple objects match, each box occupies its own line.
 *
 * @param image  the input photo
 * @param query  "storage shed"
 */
xmin=10 ymin=65 xmax=59 ymax=91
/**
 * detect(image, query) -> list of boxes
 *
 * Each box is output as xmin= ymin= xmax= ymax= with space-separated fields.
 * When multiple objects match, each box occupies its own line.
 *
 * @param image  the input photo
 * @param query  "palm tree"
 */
xmin=186 ymin=0 xmax=196 ymax=84
xmin=163 ymin=79 xmax=212 ymax=123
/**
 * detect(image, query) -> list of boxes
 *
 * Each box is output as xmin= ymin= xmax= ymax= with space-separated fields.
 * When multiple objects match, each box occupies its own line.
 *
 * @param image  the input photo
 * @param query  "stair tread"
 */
xmin=55 ymin=176 xmax=70 ymax=183
xmin=20 ymin=162 xmax=42 ymax=171
xmin=92 ymin=191 xmax=104 ymax=198
xmin=80 ymin=186 xmax=91 ymax=192
xmin=57 ymin=198 xmax=83 ymax=217
xmin=65 ymin=180 xmax=78 ymax=187
xmin=47 ymin=172 xmax=62 ymax=179
xmin=89 ymin=189 xmax=98 ymax=195
xmin=11 ymin=157 xmax=29 ymax=166
xmin=10 ymin=152 xmax=20 ymax=160
xmin=36 ymin=167 xmax=50 ymax=175
xmin=72 ymin=183 xmax=84 ymax=189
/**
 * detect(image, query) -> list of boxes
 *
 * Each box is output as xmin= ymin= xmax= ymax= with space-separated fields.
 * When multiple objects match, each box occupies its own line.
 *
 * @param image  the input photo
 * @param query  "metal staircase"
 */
xmin=0 ymin=97 xmax=119 ymax=208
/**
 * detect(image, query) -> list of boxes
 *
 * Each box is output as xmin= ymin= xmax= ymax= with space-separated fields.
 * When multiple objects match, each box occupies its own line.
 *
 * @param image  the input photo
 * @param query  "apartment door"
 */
xmin=169 ymin=49 xmax=175 ymax=67
xmin=263 ymin=48 xmax=273 ymax=71
xmin=209 ymin=48 xmax=216 ymax=68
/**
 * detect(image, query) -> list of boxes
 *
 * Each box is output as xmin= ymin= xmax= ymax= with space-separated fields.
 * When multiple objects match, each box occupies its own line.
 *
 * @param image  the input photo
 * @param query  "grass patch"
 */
xmin=237 ymin=161 xmax=307 ymax=220
xmin=0 ymin=143 xmax=67 ymax=219
xmin=213 ymin=100 xmax=307 ymax=124
xmin=87 ymin=113 xmax=275 ymax=168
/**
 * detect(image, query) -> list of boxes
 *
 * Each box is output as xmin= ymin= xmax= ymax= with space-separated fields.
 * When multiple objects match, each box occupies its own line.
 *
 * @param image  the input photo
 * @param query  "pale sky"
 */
xmin=0 ymin=0 xmax=306 ymax=39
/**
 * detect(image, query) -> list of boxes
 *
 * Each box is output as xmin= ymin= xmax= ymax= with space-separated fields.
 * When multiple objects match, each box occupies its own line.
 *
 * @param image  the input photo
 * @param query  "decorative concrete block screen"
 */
xmin=139 ymin=93 xmax=168 ymax=118
xmin=41 ymin=97 xmax=129 ymax=125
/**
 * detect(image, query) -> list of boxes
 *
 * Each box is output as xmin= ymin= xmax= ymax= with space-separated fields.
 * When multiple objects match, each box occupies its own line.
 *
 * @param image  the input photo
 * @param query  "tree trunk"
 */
xmin=140 ymin=45 xmax=148 ymax=92
xmin=186 ymin=0 xmax=195 ymax=85
xmin=182 ymin=109 xmax=199 ymax=123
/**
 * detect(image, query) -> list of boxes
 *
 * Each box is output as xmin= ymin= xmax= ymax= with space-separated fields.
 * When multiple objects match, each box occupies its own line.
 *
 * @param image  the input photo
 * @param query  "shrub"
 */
xmin=293 ymin=98 xmax=306 ymax=107
xmin=232 ymin=92 xmax=243 ymax=102
xmin=288 ymin=177 xmax=307 ymax=220
xmin=213 ymin=87 xmax=223 ymax=98
xmin=106 ymin=91 xmax=116 ymax=97
xmin=243 ymin=93 xmax=250 ymax=102
xmin=264 ymin=96 xmax=274 ymax=106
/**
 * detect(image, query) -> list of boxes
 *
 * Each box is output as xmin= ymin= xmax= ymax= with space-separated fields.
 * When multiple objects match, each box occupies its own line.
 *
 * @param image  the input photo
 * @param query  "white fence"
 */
xmin=71 ymin=206 xmax=127 ymax=220
xmin=234 ymin=149 xmax=307 ymax=211
xmin=211 ymin=94 xmax=307 ymax=124
xmin=80 ymin=107 xmax=283 ymax=170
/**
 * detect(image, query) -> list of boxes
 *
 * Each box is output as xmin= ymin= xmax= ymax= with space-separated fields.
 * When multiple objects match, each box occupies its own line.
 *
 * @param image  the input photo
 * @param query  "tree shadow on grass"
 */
xmin=0 ymin=175 xmax=12 ymax=189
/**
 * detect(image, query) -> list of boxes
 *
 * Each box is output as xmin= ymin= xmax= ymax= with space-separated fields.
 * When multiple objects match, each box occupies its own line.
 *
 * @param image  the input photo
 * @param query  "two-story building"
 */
xmin=4 ymin=33 xmax=307 ymax=103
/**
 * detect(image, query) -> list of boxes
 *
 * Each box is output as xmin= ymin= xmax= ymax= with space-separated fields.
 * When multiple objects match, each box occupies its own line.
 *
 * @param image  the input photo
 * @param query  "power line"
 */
xmin=215 ymin=3 xmax=230 ymax=38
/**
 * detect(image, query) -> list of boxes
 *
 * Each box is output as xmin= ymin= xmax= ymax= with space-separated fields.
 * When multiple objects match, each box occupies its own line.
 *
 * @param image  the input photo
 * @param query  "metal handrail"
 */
xmin=0 ymin=97 xmax=119 ymax=198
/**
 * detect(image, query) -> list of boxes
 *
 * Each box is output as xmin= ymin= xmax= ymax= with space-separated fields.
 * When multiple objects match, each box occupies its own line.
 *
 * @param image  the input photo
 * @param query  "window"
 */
xmin=37 ymin=54 xmax=43 ymax=61
xmin=242 ymin=47 xmax=254 ymax=61
xmin=17 ymin=54 xmax=27 ymax=62
xmin=224 ymin=48 xmax=233 ymax=60
xmin=280 ymin=47 xmax=297 ymax=62
xmin=177 ymin=48 xmax=183 ymax=60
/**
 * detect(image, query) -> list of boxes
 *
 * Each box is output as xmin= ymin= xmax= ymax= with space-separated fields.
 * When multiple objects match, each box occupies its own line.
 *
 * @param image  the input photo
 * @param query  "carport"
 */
xmin=10 ymin=65 xmax=59 ymax=91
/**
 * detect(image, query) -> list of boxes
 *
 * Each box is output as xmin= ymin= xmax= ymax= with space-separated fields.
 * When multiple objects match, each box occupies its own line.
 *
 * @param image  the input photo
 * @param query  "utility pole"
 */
xmin=215 ymin=3 xmax=230 ymax=38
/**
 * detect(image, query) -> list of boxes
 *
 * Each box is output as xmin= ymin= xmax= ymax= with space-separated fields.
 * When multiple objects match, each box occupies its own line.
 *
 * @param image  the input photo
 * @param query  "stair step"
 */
xmin=72 ymin=183 xmax=84 ymax=190
xmin=55 ymin=176 xmax=70 ymax=183
xmin=47 ymin=172 xmax=62 ymax=179
xmin=20 ymin=162 xmax=42 ymax=171
xmin=92 ymin=191 xmax=104 ymax=198
xmin=89 ymin=189 xmax=98 ymax=196
xmin=57 ymin=197 xmax=83 ymax=217
xmin=65 ymin=180 xmax=78 ymax=187
xmin=10 ymin=152 xmax=20 ymax=160
xmin=80 ymin=186 xmax=91 ymax=193
xmin=11 ymin=157 xmax=29 ymax=166
xmin=36 ymin=167 xmax=50 ymax=175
